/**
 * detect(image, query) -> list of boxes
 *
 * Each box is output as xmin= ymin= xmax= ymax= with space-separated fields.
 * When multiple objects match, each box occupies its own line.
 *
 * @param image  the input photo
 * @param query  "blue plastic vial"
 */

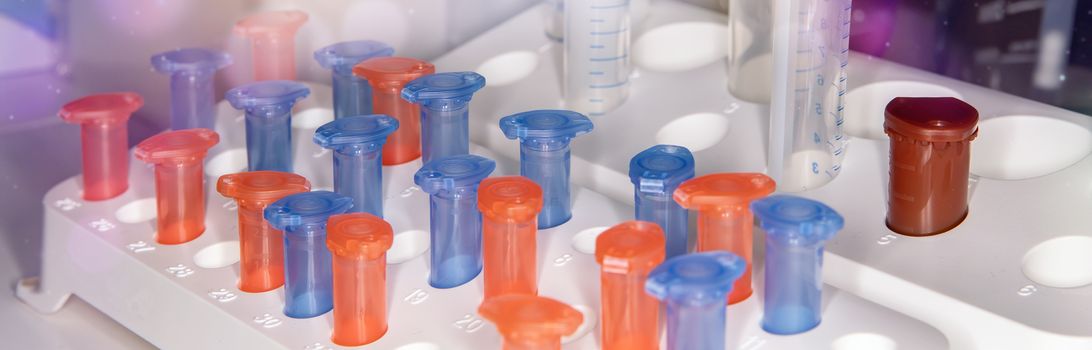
xmin=499 ymin=110 xmax=593 ymax=229
xmin=151 ymin=48 xmax=232 ymax=130
xmin=751 ymin=195 xmax=844 ymax=335
xmin=629 ymin=145 xmax=694 ymax=259
xmin=401 ymin=72 xmax=486 ymax=164
xmin=265 ymin=191 xmax=353 ymax=318
xmin=313 ymin=41 xmax=394 ymax=119
xmin=226 ymin=81 xmax=310 ymax=172
xmin=414 ymin=155 xmax=496 ymax=288
xmin=314 ymin=115 xmax=399 ymax=217
xmin=646 ymin=252 xmax=746 ymax=350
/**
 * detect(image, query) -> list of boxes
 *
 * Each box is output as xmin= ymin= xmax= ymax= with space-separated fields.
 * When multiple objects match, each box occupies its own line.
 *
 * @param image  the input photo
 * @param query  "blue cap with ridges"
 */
xmin=414 ymin=155 xmax=496 ymax=194
xmin=499 ymin=109 xmax=593 ymax=140
xmin=645 ymin=251 xmax=746 ymax=306
xmin=313 ymin=40 xmax=394 ymax=73
xmin=629 ymin=145 xmax=695 ymax=194
xmin=401 ymin=72 xmax=486 ymax=103
xmin=314 ymin=114 xmax=399 ymax=148
xmin=226 ymin=80 xmax=310 ymax=109
xmin=751 ymin=195 xmax=843 ymax=245
xmin=151 ymin=48 xmax=232 ymax=74
xmin=265 ymin=191 xmax=353 ymax=231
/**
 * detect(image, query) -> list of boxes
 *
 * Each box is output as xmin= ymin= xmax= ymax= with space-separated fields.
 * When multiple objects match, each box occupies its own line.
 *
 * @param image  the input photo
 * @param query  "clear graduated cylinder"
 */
xmin=767 ymin=0 xmax=852 ymax=192
xmin=402 ymin=72 xmax=486 ymax=164
xmin=562 ymin=0 xmax=631 ymax=116
xmin=752 ymin=195 xmax=843 ymax=335
xmin=629 ymin=145 xmax=694 ymax=259
xmin=234 ymin=10 xmax=308 ymax=81
xmin=59 ymin=92 xmax=142 ymax=201
xmin=265 ymin=191 xmax=353 ymax=318
xmin=151 ymin=48 xmax=232 ymax=130
xmin=313 ymin=41 xmax=394 ymax=119
xmin=414 ymin=155 xmax=496 ymax=288
xmin=646 ymin=252 xmax=747 ymax=350
xmin=314 ymin=115 xmax=399 ymax=217
xmin=226 ymin=80 xmax=310 ymax=172
xmin=499 ymin=110 xmax=593 ymax=229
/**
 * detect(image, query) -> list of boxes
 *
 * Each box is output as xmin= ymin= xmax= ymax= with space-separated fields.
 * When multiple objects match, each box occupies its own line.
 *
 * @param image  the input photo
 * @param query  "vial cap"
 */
xmin=478 ymin=295 xmax=584 ymax=341
xmin=478 ymin=176 xmax=543 ymax=222
xmin=217 ymin=171 xmax=310 ymax=202
xmin=314 ymin=114 xmax=399 ymax=148
xmin=353 ymin=57 xmax=435 ymax=84
xmin=234 ymin=10 xmax=308 ymax=38
xmin=225 ymin=80 xmax=310 ymax=110
xmin=595 ymin=221 xmax=666 ymax=274
xmin=151 ymin=48 xmax=231 ymax=75
xmin=401 ymin=72 xmax=486 ymax=102
xmin=673 ymin=173 xmax=775 ymax=210
xmin=645 ymin=252 xmax=746 ymax=306
xmin=499 ymin=109 xmax=593 ymax=140
xmin=751 ymin=195 xmax=843 ymax=245
xmin=265 ymin=191 xmax=353 ymax=231
xmin=413 ymin=155 xmax=496 ymax=194
xmin=134 ymin=128 xmax=219 ymax=163
xmin=60 ymin=92 xmax=143 ymax=125
xmin=884 ymin=97 xmax=979 ymax=142
xmin=313 ymin=40 xmax=394 ymax=71
xmin=629 ymin=145 xmax=695 ymax=194
xmin=326 ymin=213 xmax=394 ymax=259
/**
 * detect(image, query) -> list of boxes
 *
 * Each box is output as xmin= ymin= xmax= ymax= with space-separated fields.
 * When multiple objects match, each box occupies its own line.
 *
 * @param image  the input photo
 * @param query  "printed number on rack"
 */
xmin=1018 ymin=285 xmax=1038 ymax=296
xmin=165 ymin=264 xmax=194 ymax=278
xmin=453 ymin=314 xmax=484 ymax=333
xmin=739 ymin=335 xmax=767 ymax=350
xmin=90 ymin=219 xmax=116 ymax=232
xmin=877 ymin=234 xmax=898 ymax=245
xmin=303 ymin=343 xmax=330 ymax=350
xmin=54 ymin=198 xmax=82 ymax=211
xmin=404 ymin=288 xmax=429 ymax=305
xmin=208 ymin=288 xmax=237 ymax=303
xmin=253 ymin=313 xmax=283 ymax=328
xmin=552 ymin=253 xmax=573 ymax=266
xmin=126 ymin=241 xmax=156 ymax=253
xmin=221 ymin=200 xmax=238 ymax=211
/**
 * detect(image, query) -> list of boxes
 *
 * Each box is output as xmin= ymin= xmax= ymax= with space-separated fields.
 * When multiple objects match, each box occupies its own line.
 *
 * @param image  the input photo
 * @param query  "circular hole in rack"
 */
xmin=571 ymin=226 xmax=609 ymax=255
xmin=205 ymin=148 xmax=248 ymax=178
xmin=193 ymin=241 xmax=241 ymax=269
xmin=116 ymin=197 xmax=157 ymax=223
xmin=394 ymin=342 xmax=440 ymax=350
xmin=831 ymin=333 xmax=897 ymax=350
xmin=476 ymin=51 xmax=539 ymax=87
xmin=1022 ymin=236 xmax=1092 ymax=288
xmin=655 ymin=113 xmax=730 ymax=152
xmin=844 ymin=81 xmax=963 ymax=140
xmin=561 ymin=304 xmax=597 ymax=344
xmin=971 ymin=115 xmax=1092 ymax=180
xmin=292 ymin=107 xmax=334 ymax=129
xmin=387 ymin=230 xmax=430 ymax=264
xmin=633 ymin=22 xmax=730 ymax=72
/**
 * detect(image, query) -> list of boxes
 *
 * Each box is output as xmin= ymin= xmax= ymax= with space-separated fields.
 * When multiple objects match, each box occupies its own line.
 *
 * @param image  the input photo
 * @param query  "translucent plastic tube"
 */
xmin=265 ymin=191 xmax=353 ymax=318
xmin=59 ymin=92 xmax=142 ymax=201
xmin=646 ymin=252 xmax=746 ymax=350
xmin=216 ymin=171 xmax=310 ymax=292
xmin=414 ymin=155 xmax=496 ymax=288
xmin=629 ymin=145 xmax=694 ymax=259
xmin=354 ymin=57 xmax=435 ymax=165
xmin=326 ymin=213 xmax=394 ymax=346
xmin=134 ymin=129 xmax=220 ymax=245
xmin=751 ymin=195 xmax=843 ymax=334
xmin=313 ymin=41 xmax=394 ymax=119
xmin=499 ymin=110 xmax=593 ymax=228
xmin=402 ymin=72 xmax=486 ymax=164
xmin=234 ymin=10 xmax=308 ymax=81
xmin=478 ymin=176 xmax=543 ymax=299
xmin=727 ymin=0 xmax=773 ymax=103
xmin=151 ymin=48 xmax=231 ymax=130
xmin=314 ymin=115 xmax=399 ymax=217
xmin=562 ymin=0 xmax=631 ymax=116
xmin=479 ymin=295 xmax=584 ymax=350
xmin=226 ymin=80 xmax=310 ymax=172
xmin=595 ymin=221 xmax=665 ymax=350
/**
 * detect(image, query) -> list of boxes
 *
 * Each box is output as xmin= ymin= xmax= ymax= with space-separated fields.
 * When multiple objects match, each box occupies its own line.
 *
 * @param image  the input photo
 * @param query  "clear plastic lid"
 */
xmin=401 ymin=72 xmax=486 ymax=102
xmin=499 ymin=109 xmax=593 ymax=141
xmin=216 ymin=171 xmax=311 ymax=202
xmin=326 ymin=213 xmax=394 ymax=259
xmin=413 ymin=155 xmax=496 ymax=194
xmin=752 ymin=195 xmax=843 ymax=245
xmin=151 ymin=48 xmax=232 ymax=75
xmin=314 ymin=114 xmax=399 ymax=148
xmin=595 ymin=221 xmax=666 ymax=274
xmin=646 ymin=251 xmax=746 ymax=306
xmin=226 ymin=80 xmax=310 ymax=110
xmin=629 ymin=145 xmax=695 ymax=194
xmin=59 ymin=92 xmax=143 ymax=124
xmin=265 ymin=191 xmax=353 ymax=230
xmin=478 ymin=176 xmax=543 ymax=222
xmin=313 ymin=40 xmax=394 ymax=72
xmin=134 ymin=128 xmax=219 ymax=163
xmin=884 ymin=97 xmax=979 ymax=142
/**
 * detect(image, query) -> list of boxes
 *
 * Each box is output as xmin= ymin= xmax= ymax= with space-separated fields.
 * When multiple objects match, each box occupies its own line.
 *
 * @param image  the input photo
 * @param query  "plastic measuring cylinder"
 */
xmin=354 ymin=57 xmax=436 ymax=165
xmin=401 ymin=71 xmax=486 ymax=164
xmin=499 ymin=110 xmax=593 ymax=228
xmin=234 ymin=10 xmax=308 ymax=81
xmin=226 ymin=80 xmax=310 ymax=172
xmin=752 ymin=195 xmax=843 ymax=335
xmin=594 ymin=221 xmax=665 ymax=350
xmin=216 ymin=171 xmax=311 ymax=292
xmin=673 ymin=173 xmax=775 ymax=304
xmin=562 ymin=0 xmax=631 ymax=116
xmin=134 ymin=129 xmax=219 ymax=245
xmin=265 ymin=191 xmax=353 ymax=318
xmin=646 ymin=251 xmax=746 ymax=350
xmin=768 ymin=0 xmax=852 ymax=192
xmin=478 ymin=176 xmax=543 ymax=299
xmin=151 ymin=48 xmax=232 ymax=130
xmin=629 ymin=145 xmax=694 ymax=259
xmin=884 ymin=97 xmax=978 ymax=236
xmin=59 ymin=92 xmax=142 ymax=201
xmin=313 ymin=40 xmax=394 ymax=119
xmin=478 ymin=295 xmax=584 ymax=350
xmin=314 ymin=115 xmax=399 ymax=217
xmin=326 ymin=213 xmax=394 ymax=346
xmin=414 ymin=155 xmax=496 ymax=288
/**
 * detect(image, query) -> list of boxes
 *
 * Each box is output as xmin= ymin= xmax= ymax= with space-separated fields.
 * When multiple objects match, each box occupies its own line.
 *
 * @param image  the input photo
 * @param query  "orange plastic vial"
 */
xmin=59 ymin=92 xmax=143 ymax=201
xmin=217 ymin=171 xmax=310 ymax=292
xmin=594 ymin=221 xmax=665 ymax=350
xmin=353 ymin=57 xmax=435 ymax=165
xmin=479 ymin=176 xmax=544 ymax=300
xmin=478 ymin=295 xmax=584 ymax=350
xmin=326 ymin=213 xmax=394 ymax=346
xmin=135 ymin=129 xmax=219 ymax=245
xmin=234 ymin=10 xmax=309 ymax=81
xmin=673 ymin=173 xmax=775 ymax=304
